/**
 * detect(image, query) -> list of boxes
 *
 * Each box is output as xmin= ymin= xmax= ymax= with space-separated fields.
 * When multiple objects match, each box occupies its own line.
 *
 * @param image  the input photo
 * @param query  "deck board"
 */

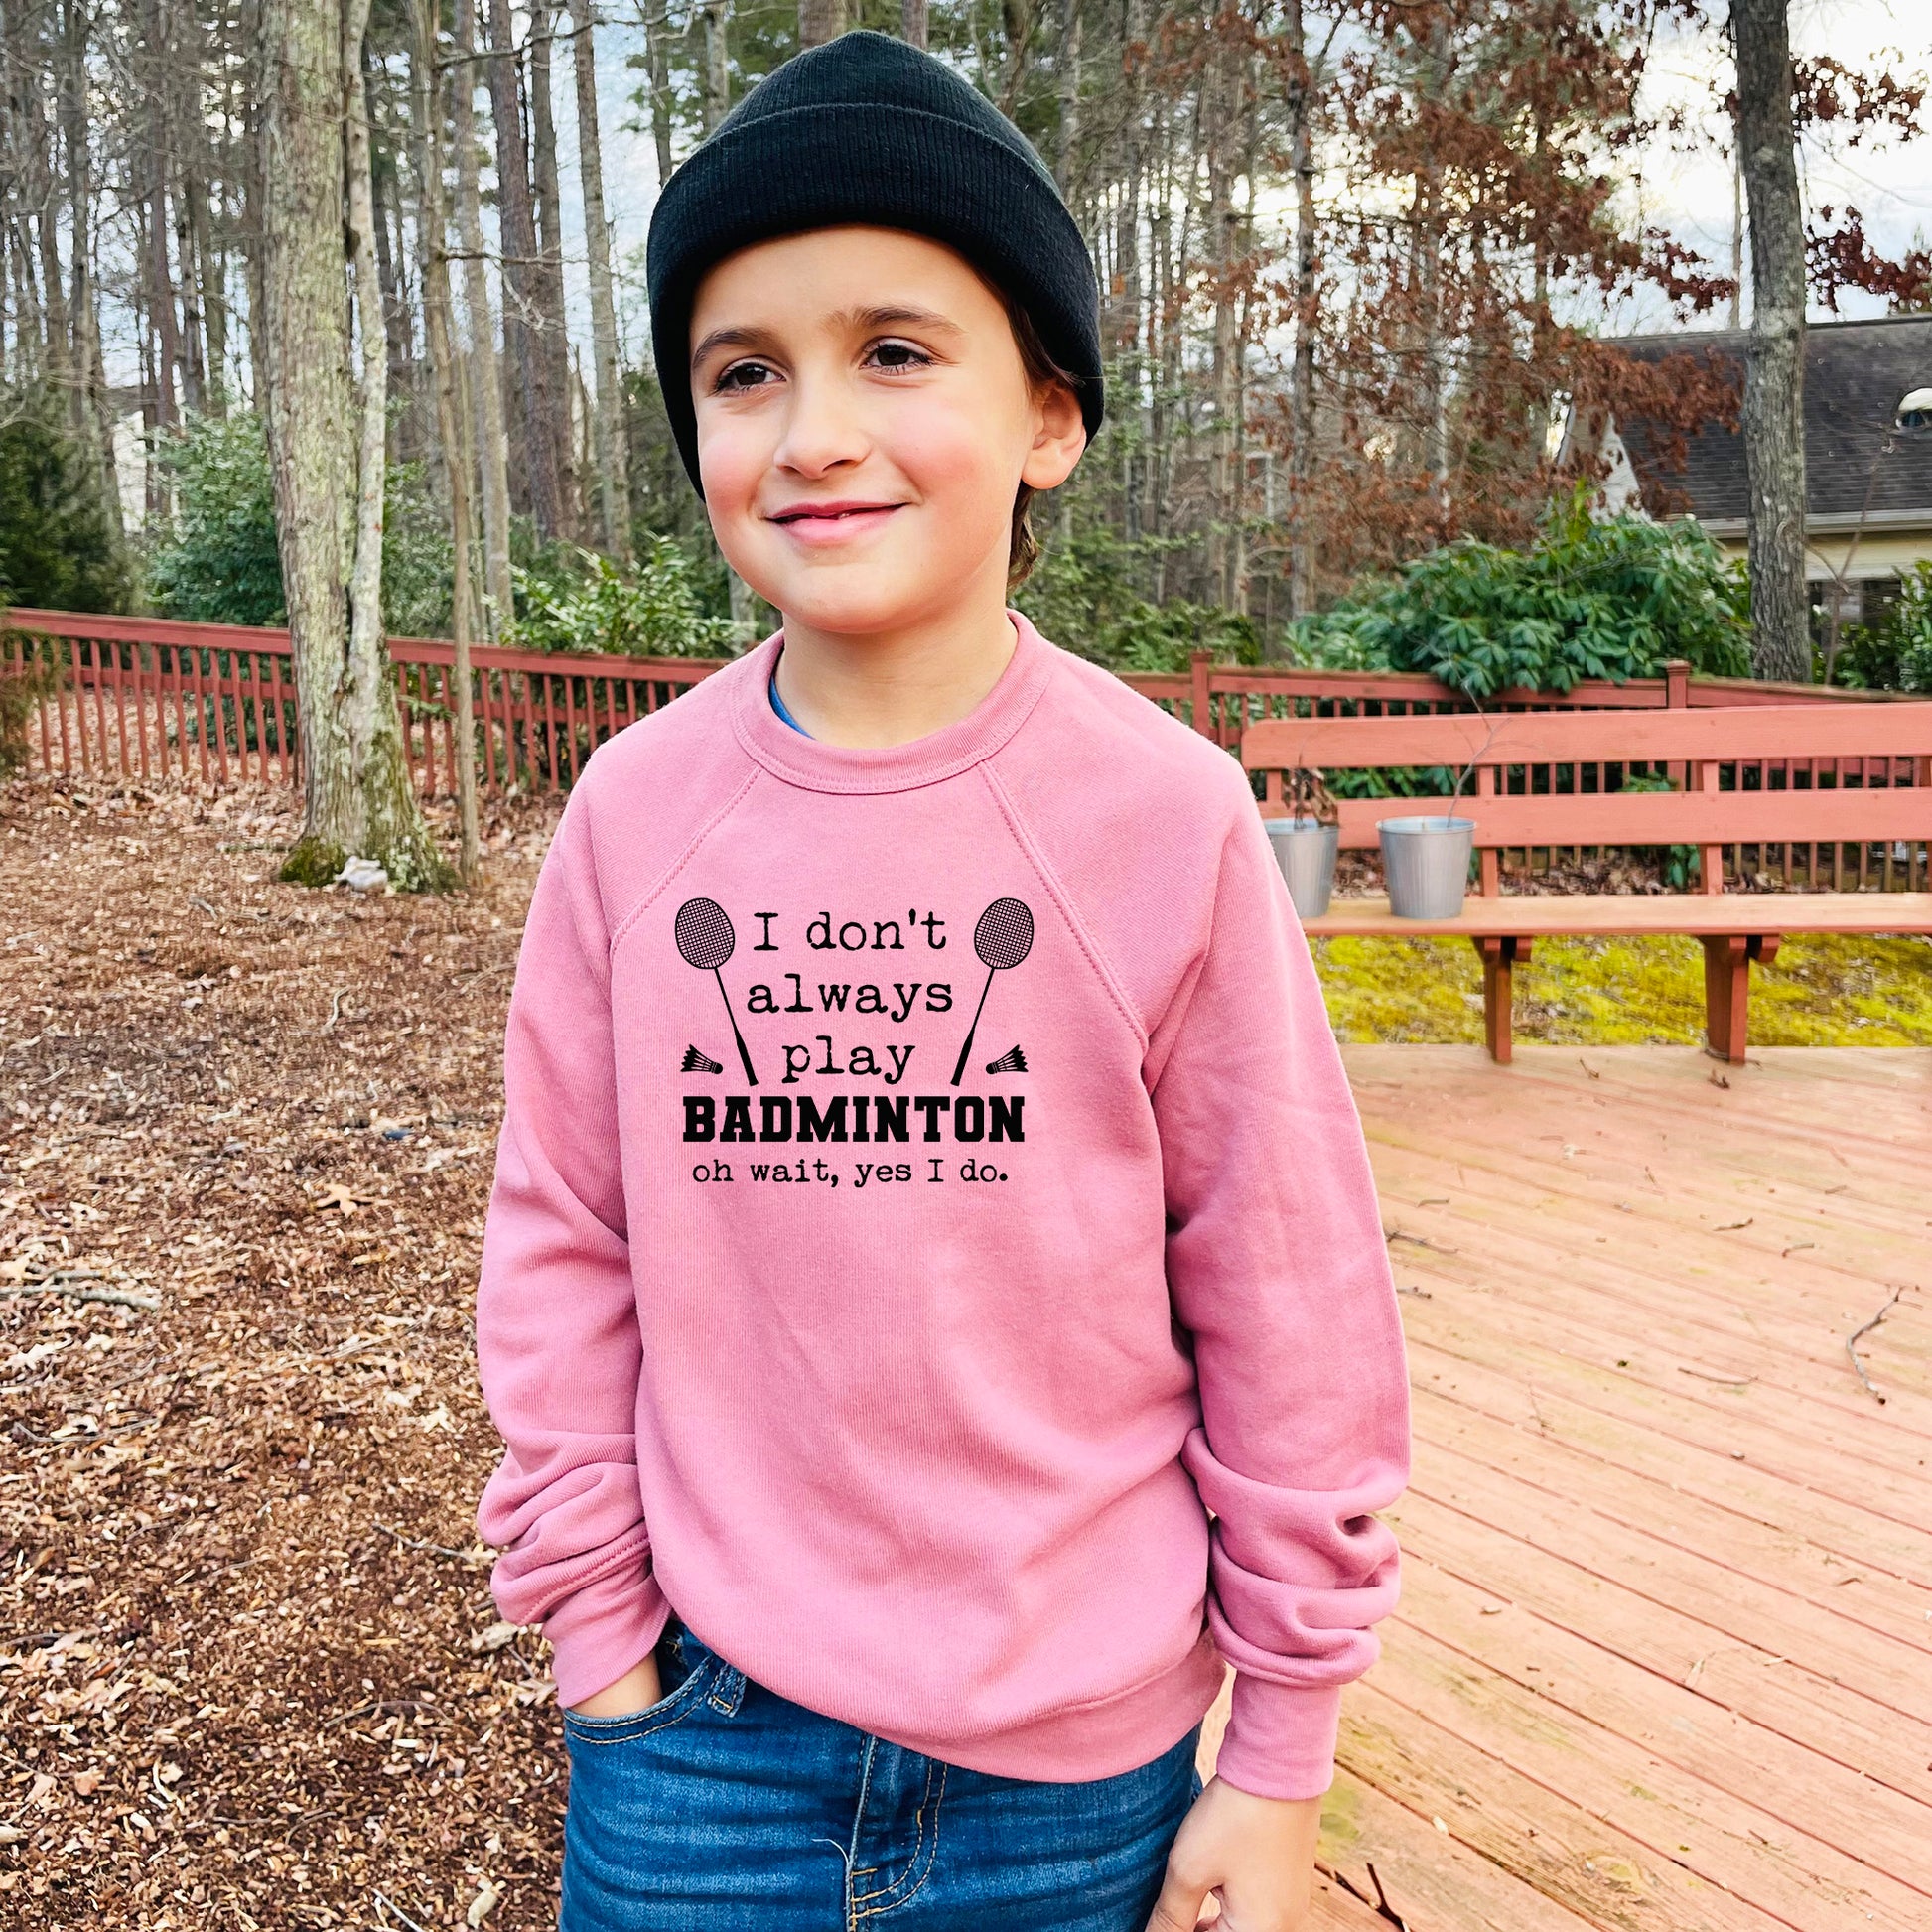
xmin=1197 ymin=1047 xmax=1932 ymax=1932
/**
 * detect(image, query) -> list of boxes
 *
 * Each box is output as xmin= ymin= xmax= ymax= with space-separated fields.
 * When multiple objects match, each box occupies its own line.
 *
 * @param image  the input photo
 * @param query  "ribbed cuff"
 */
xmin=542 ymin=1566 xmax=671 ymax=1711
xmin=1211 ymin=1676 xmax=1344 ymax=1801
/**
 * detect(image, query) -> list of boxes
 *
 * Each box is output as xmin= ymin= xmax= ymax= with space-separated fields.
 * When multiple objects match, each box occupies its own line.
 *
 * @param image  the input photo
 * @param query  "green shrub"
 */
xmin=1287 ymin=486 xmax=1752 ymax=699
xmin=503 ymin=538 xmax=743 ymax=657
xmin=1837 ymin=562 xmax=1932 ymax=692
xmin=147 ymin=414 xmax=454 ymax=636
xmin=145 ymin=414 xmax=284 ymax=625
xmin=1017 ymin=513 xmax=1257 ymax=673
xmin=1617 ymin=771 xmax=1701 ymax=888
xmin=0 ymin=386 xmax=128 ymax=613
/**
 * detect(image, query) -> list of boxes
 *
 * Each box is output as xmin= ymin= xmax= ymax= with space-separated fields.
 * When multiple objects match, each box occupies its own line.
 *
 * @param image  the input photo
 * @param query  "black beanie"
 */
xmin=645 ymin=30 xmax=1103 ymax=496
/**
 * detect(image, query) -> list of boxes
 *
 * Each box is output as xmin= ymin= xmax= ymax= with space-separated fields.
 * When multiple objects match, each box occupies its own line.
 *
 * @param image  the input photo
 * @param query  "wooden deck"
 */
xmin=1197 ymin=1047 xmax=1932 ymax=1931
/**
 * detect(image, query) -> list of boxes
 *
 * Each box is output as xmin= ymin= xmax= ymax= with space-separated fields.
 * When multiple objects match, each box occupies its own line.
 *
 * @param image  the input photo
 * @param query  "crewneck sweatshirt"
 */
xmin=474 ymin=610 xmax=1411 ymax=1801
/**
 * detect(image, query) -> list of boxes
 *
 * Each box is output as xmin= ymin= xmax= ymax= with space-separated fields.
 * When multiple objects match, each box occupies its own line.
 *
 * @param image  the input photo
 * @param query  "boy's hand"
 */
xmin=1145 ymin=1781 xmax=1321 ymax=1932
xmin=566 ymin=1654 xmax=663 ymax=1720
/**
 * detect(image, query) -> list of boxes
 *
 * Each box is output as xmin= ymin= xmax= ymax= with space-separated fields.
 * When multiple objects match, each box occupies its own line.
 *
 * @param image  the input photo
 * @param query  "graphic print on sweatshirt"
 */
xmin=669 ymin=894 xmax=1035 ymax=1189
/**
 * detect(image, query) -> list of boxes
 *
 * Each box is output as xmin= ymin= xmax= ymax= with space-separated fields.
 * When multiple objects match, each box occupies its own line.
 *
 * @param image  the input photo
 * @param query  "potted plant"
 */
xmin=1377 ymin=710 xmax=1500 ymax=919
xmin=1264 ymin=766 xmax=1341 ymax=920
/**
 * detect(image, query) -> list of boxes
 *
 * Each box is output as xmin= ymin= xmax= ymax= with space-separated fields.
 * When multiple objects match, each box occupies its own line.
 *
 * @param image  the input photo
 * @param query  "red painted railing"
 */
xmin=1 ymin=609 xmax=721 ymax=797
xmin=2 ymin=607 xmax=1910 ymax=806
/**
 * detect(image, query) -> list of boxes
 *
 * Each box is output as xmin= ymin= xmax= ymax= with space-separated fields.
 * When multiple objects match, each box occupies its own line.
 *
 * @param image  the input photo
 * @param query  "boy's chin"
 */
xmin=758 ymin=570 xmax=963 ymax=639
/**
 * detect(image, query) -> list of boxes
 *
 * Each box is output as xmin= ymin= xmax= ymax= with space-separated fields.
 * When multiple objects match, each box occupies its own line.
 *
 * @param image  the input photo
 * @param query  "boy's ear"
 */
xmin=1021 ymin=381 xmax=1088 ymax=493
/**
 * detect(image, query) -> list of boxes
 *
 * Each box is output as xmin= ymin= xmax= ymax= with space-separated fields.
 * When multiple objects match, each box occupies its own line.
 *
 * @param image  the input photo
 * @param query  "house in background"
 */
xmin=1570 ymin=314 xmax=1932 ymax=631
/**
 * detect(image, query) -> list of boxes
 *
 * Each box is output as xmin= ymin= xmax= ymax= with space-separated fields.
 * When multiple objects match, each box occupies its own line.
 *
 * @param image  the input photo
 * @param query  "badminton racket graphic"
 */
xmin=951 ymin=898 xmax=1034 ymax=1087
xmin=675 ymin=897 xmax=759 ymax=1086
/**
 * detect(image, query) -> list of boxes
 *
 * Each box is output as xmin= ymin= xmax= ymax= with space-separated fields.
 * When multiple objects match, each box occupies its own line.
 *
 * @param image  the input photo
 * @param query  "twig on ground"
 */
xmin=375 ymin=1520 xmax=487 ymax=1564
xmin=1846 ymin=1287 xmax=1906 ymax=1404
xmin=1677 ymin=1366 xmax=1755 ymax=1386
xmin=374 ymin=1890 xmax=432 ymax=1932
xmin=0 ymin=1268 xmax=159 ymax=1311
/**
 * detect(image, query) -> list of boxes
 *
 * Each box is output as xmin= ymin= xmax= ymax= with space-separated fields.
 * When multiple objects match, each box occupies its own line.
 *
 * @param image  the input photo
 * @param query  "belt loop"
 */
xmin=706 ymin=1658 xmax=748 ymax=1716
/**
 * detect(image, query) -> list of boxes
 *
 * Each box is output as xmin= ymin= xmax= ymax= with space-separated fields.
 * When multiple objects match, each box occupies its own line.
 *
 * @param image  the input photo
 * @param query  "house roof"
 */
xmin=1612 ymin=314 xmax=1932 ymax=528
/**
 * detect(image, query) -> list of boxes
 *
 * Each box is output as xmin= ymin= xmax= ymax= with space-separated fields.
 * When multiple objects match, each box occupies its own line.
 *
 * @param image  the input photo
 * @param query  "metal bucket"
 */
xmin=1263 ymin=817 xmax=1340 ymax=920
xmin=1378 ymin=815 xmax=1475 ymax=919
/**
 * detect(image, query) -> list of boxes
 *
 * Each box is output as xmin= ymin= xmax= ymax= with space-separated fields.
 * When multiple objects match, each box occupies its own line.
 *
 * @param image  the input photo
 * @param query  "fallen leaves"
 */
xmin=0 ymin=774 xmax=566 ymax=1926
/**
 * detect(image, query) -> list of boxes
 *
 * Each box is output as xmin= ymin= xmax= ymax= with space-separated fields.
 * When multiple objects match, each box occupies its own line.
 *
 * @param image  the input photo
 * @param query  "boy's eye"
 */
xmin=715 ymin=359 xmax=776 ymax=393
xmin=867 ymin=339 xmax=932 ymax=373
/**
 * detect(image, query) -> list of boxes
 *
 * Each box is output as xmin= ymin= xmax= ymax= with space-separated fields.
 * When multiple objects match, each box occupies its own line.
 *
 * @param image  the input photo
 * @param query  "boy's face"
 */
xmin=689 ymin=226 xmax=1086 ymax=636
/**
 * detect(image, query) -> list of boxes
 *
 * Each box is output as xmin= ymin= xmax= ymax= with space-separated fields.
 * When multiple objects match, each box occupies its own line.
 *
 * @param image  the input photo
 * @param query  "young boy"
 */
xmin=474 ymin=31 xmax=1410 ymax=1932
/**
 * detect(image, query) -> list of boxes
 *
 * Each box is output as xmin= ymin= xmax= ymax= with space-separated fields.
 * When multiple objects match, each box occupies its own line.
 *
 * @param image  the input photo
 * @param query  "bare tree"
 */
xmin=412 ymin=0 xmax=480 ymax=881
xmin=1731 ymin=0 xmax=1809 ymax=681
xmin=568 ymin=0 xmax=631 ymax=561
xmin=528 ymin=4 xmax=578 ymax=535
xmin=258 ymin=0 xmax=443 ymax=888
xmin=483 ymin=0 xmax=565 ymax=537
xmin=453 ymin=0 xmax=515 ymax=634
xmin=799 ymin=0 xmax=845 ymax=51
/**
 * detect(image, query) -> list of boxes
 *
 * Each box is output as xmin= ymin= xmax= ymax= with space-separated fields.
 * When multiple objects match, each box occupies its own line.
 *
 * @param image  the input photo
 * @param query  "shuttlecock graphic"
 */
xmin=984 ymin=1044 xmax=1029 ymax=1075
xmin=681 ymin=1044 xmax=724 ymax=1074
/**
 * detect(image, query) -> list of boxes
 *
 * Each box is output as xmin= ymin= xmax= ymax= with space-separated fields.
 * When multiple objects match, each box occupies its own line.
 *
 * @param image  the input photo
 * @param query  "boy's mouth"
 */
xmin=765 ymin=499 xmax=906 ymax=543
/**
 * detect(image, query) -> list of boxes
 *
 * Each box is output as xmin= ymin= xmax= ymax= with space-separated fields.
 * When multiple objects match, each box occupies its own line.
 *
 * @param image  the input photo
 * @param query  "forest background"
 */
xmin=2 ymin=0 xmax=1931 ymax=704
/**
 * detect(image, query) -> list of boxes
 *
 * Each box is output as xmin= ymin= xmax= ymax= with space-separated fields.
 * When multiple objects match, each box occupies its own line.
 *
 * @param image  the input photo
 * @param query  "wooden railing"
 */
xmin=1 ymin=609 xmax=722 ymax=796
xmin=4 ymin=608 xmax=1915 ymax=819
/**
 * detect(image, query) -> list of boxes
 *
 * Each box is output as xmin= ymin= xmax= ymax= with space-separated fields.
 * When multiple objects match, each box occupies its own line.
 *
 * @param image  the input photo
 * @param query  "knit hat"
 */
xmin=645 ymin=30 xmax=1103 ymax=496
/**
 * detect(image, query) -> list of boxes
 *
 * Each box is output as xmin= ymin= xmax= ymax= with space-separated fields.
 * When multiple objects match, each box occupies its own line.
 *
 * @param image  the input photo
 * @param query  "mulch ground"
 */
xmin=2 ymin=774 xmax=569 ymax=1931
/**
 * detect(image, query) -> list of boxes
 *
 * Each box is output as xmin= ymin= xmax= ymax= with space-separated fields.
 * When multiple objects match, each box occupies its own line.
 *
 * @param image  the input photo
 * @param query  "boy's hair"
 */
xmin=1003 ymin=290 xmax=1080 ymax=589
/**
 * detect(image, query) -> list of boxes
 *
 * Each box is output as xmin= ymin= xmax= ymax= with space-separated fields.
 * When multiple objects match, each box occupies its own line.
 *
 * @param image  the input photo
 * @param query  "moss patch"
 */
xmin=277 ymin=833 xmax=346 ymax=889
xmin=1312 ymin=932 xmax=1932 ymax=1047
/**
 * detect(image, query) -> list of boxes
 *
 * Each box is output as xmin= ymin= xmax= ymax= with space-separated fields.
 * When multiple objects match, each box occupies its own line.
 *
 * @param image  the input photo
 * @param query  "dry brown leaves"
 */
xmin=1 ymin=774 xmax=571 ymax=1930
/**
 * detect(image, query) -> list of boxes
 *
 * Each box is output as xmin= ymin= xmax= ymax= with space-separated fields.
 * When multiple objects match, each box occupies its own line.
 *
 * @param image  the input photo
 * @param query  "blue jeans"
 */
xmin=560 ymin=1612 xmax=1206 ymax=1930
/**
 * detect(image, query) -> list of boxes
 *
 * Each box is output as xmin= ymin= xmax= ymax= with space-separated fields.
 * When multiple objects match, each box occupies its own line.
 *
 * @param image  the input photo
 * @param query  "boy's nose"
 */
xmin=771 ymin=376 xmax=871 ymax=478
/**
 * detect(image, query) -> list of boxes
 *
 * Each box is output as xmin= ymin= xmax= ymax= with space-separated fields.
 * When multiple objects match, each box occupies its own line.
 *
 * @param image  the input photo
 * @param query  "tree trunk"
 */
xmin=701 ymin=0 xmax=730 ymax=134
xmin=1731 ymin=0 xmax=1809 ymax=682
xmin=1283 ymin=0 xmax=1316 ymax=628
xmin=259 ymin=0 xmax=443 ymax=890
xmin=901 ymin=0 xmax=927 ymax=50
xmin=799 ymin=0 xmax=846 ymax=50
xmin=1054 ymin=0 xmax=1082 ymax=197
xmin=529 ymin=4 xmax=577 ymax=538
xmin=61 ymin=0 xmax=121 ymax=537
xmin=364 ymin=44 xmax=419 ymax=465
xmin=1112 ymin=0 xmax=1145 ymax=545
xmin=454 ymin=0 xmax=515 ymax=635
xmin=412 ymin=0 xmax=481 ymax=882
xmin=483 ymin=0 xmax=565 ymax=538
xmin=1415 ymin=14 xmax=1450 ymax=529
xmin=141 ymin=0 xmax=182 ymax=431
xmin=643 ymin=0 xmax=675 ymax=181
xmin=568 ymin=0 xmax=631 ymax=561
xmin=239 ymin=0 xmax=271 ymax=410
xmin=1203 ymin=33 xmax=1238 ymax=602
xmin=170 ymin=0 xmax=208 ymax=414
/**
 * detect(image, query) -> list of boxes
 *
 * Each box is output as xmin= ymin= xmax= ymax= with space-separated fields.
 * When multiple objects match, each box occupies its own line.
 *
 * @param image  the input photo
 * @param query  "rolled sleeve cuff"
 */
xmin=541 ymin=1565 xmax=672 ymax=1711
xmin=1212 ymin=1676 xmax=1345 ymax=1801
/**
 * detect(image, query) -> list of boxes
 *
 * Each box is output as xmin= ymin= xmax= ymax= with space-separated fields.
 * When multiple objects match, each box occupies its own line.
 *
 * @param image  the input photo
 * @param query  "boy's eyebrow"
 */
xmin=836 ymin=304 xmax=966 ymax=338
xmin=690 ymin=305 xmax=966 ymax=372
xmin=690 ymin=323 xmax=780 ymax=370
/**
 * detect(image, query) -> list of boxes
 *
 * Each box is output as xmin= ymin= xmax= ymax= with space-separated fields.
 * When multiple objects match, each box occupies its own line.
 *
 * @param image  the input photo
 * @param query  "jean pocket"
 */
xmin=561 ymin=1632 xmax=715 ymax=1746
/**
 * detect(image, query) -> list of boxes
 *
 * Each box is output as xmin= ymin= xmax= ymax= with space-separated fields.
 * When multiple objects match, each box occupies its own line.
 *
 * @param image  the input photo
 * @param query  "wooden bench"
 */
xmin=1242 ymin=702 xmax=1932 ymax=1062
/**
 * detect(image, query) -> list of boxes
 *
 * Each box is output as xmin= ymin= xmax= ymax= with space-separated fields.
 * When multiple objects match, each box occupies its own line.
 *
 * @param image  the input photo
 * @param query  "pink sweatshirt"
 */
xmin=473 ymin=611 xmax=1411 ymax=1802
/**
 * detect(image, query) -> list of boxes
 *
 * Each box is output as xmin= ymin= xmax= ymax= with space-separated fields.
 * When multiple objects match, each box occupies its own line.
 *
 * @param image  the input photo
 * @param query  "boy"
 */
xmin=475 ymin=31 xmax=1410 ymax=1932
